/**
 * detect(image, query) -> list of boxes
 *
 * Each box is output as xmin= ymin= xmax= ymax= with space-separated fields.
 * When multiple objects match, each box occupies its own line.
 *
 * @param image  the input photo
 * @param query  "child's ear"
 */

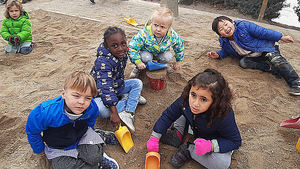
xmin=61 ymin=90 xmax=66 ymax=99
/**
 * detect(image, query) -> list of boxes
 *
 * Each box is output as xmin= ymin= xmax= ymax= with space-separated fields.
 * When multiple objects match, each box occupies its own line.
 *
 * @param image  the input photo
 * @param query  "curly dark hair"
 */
xmin=212 ymin=16 xmax=233 ymax=36
xmin=181 ymin=69 xmax=232 ymax=127
xmin=103 ymin=26 xmax=126 ymax=48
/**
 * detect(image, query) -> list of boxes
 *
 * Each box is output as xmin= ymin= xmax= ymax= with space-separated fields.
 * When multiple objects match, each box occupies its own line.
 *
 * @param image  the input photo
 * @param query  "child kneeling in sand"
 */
xmin=208 ymin=16 xmax=300 ymax=96
xmin=1 ymin=0 xmax=34 ymax=54
xmin=90 ymin=27 xmax=146 ymax=133
xmin=147 ymin=69 xmax=241 ymax=169
xmin=26 ymin=71 xmax=119 ymax=169
xmin=128 ymin=7 xmax=184 ymax=78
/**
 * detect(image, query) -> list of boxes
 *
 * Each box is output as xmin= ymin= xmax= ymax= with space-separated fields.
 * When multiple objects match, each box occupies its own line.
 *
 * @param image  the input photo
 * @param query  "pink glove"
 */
xmin=194 ymin=138 xmax=212 ymax=155
xmin=147 ymin=136 xmax=159 ymax=152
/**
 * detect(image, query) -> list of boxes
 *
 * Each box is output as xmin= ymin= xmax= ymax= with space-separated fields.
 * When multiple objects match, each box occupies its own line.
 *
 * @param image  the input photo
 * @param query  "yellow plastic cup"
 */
xmin=115 ymin=125 xmax=134 ymax=153
xmin=124 ymin=18 xmax=138 ymax=26
xmin=145 ymin=152 xmax=160 ymax=169
xmin=296 ymin=137 xmax=300 ymax=153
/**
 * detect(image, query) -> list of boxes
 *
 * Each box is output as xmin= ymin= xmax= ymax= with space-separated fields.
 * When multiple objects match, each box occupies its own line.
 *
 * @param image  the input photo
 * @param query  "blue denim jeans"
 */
xmin=94 ymin=79 xmax=143 ymax=118
xmin=5 ymin=41 xmax=33 ymax=54
xmin=239 ymin=46 xmax=299 ymax=87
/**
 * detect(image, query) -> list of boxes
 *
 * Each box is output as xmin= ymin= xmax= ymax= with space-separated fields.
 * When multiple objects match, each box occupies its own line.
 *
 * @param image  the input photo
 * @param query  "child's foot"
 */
xmin=288 ymin=87 xmax=300 ymax=96
xmin=160 ymin=128 xmax=183 ymax=148
xmin=95 ymin=129 xmax=118 ymax=145
xmin=99 ymin=153 xmax=119 ymax=169
xmin=119 ymin=111 xmax=135 ymax=133
xmin=90 ymin=0 xmax=95 ymax=4
xmin=170 ymin=144 xmax=191 ymax=168
xmin=129 ymin=67 xmax=140 ymax=78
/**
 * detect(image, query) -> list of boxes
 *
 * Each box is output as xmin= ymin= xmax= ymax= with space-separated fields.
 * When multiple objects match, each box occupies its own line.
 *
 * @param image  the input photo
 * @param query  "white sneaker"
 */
xmin=129 ymin=67 xmax=140 ymax=78
xmin=121 ymin=94 xmax=147 ymax=105
xmin=138 ymin=95 xmax=147 ymax=105
xmin=100 ymin=153 xmax=119 ymax=169
xmin=119 ymin=111 xmax=135 ymax=133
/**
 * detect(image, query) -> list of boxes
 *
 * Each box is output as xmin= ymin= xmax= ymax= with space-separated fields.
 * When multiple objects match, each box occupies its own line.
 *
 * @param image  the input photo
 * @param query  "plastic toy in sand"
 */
xmin=146 ymin=60 xmax=168 ymax=71
xmin=145 ymin=152 xmax=160 ymax=169
xmin=146 ymin=69 xmax=167 ymax=91
xmin=115 ymin=125 xmax=134 ymax=153
xmin=280 ymin=116 xmax=300 ymax=129
xmin=124 ymin=18 xmax=138 ymax=27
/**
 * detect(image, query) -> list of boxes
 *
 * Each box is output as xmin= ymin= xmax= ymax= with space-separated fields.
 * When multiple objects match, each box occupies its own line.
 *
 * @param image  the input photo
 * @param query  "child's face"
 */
xmin=189 ymin=86 xmax=213 ymax=114
xmin=217 ymin=20 xmax=235 ymax=38
xmin=62 ymin=87 xmax=93 ymax=115
xmin=151 ymin=17 xmax=172 ymax=38
xmin=106 ymin=32 xmax=128 ymax=59
xmin=9 ymin=5 xmax=21 ymax=20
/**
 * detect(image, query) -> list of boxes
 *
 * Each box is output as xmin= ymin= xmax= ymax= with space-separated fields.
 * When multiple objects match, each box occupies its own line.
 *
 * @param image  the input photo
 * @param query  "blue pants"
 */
xmin=5 ymin=41 xmax=34 ymax=54
xmin=94 ymin=79 xmax=143 ymax=118
xmin=239 ymin=46 xmax=299 ymax=87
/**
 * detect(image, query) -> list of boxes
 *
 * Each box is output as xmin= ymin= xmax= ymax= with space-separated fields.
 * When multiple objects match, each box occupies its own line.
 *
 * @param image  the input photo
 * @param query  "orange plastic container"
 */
xmin=145 ymin=152 xmax=160 ymax=169
xmin=296 ymin=137 xmax=300 ymax=153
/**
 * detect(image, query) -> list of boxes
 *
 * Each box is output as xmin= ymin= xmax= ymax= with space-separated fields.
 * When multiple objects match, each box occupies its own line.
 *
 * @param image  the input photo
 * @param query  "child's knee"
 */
xmin=78 ymin=144 xmax=104 ymax=165
xmin=140 ymin=51 xmax=153 ymax=63
xmin=239 ymin=58 xmax=248 ymax=69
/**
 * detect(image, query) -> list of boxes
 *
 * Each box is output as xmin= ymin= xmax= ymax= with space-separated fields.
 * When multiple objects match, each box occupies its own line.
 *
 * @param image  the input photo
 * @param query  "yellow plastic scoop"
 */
xmin=145 ymin=152 xmax=160 ymax=169
xmin=115 ymin=125 xmax=134 ymax=153
xmin=124 ymin=18 xmax=138 ymax=27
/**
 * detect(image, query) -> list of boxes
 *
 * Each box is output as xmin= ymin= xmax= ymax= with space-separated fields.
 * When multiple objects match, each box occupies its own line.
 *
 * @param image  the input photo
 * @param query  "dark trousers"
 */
xmin=51 ymin=144 xmax=104 ymax=169
xmin=239 ymin=46 xmax=299 ymax=87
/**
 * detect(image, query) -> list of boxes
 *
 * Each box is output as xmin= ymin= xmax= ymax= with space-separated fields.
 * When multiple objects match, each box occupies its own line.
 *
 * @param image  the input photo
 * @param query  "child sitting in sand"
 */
xmin=147 ymin=69 xmax=241 ymax=168
xmin=1 ymin=0 xmax=34 ymax=54
xmin=128 ymin=7 xmax=184 ymax=78
xmin=26 ymin=71 xmax=119 ymax=169
xmin=90 ymin=27 xmax=146 ymax=133
xmin=208 ymin=16 xmax=300 ymax=96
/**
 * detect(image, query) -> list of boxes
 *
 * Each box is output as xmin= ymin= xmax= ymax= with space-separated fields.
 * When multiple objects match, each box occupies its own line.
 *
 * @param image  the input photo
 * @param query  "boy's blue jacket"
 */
xmin=153 ymin=97 xmax=241 ymax=153
xmin=217 ymin=20 xmax=283 ymax=59
xmin=26 ymin=96 xmax=99 ymax=154
xmin=90 ymin=43 xmax=127 ymax=107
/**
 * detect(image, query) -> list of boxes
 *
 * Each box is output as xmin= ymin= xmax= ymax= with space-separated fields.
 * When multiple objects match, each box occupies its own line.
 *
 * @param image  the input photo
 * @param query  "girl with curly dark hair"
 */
xmin=147 ymin=69 xmax=241 ymax=169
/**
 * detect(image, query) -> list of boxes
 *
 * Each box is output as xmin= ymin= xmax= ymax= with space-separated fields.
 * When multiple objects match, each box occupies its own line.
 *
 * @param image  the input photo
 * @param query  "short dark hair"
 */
xmin=103 ymin=27 xmax=126 ymax=48
xmin=181 ymin=69 xmax=232 ymax=127
xmin=212 ymin=16 xmax=233 ymax=36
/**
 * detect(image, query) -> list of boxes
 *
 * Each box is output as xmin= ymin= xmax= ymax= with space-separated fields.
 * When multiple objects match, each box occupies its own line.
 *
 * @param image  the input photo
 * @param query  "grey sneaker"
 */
xmin=129 ymin=67 xmax=140 ymax=78
xmin=119 ymin=111 xmax=135 ymax=133
xmin=170 ymin=144 xmax=191 ymax=168
xmin=288 ymin=87 xmax=300 ymax=96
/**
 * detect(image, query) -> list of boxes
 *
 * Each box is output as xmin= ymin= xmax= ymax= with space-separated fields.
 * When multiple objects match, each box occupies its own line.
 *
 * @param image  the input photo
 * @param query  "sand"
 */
xmin=0 ymin=0 xmax=299 ymax=168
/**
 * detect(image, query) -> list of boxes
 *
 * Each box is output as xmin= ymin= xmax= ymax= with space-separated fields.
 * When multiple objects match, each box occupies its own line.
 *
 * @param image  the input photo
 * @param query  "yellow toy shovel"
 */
xmin=145 ymin=152 xmax=160 ymax=169
xmin=115 ymin=125 xmax=134 ymax=153
xmin=124 ymin=18 xmax=138 ymax=27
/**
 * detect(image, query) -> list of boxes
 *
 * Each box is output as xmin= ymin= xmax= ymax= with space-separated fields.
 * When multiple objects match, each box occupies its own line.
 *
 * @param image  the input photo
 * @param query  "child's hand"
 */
xmin=137 ymin=62 xmax=146 ymax=70
xmin=173 ymin=62 xmax=181 ymax=70
xmin=207 ymin=51 xmax=219 ymax=59
xmin=194 ymin=138 xmax=212 ymax=155
xmin=280 ymin=35 xmax=294 ymax=43
xmin=14 ymin=36 xmax=20 ymax=45
xmin=147 ymin=136 xmax=159 ymax=152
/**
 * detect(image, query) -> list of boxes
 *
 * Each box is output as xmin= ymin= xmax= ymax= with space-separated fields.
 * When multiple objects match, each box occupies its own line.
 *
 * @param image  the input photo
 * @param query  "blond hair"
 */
xmin=64 ymin=71 xmax=97 ymax=97
xmin=151 ymin=7 xmax=173 ymax=24
xmin=4 ymin=0 xmax=23 ymax=18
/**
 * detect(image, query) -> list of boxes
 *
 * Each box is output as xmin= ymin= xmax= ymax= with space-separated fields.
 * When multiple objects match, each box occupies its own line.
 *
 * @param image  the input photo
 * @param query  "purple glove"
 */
xmin=194 ymin=138 xmax=212 ymax=155
xmin=147 ymin=136 xmax=159 ymax=152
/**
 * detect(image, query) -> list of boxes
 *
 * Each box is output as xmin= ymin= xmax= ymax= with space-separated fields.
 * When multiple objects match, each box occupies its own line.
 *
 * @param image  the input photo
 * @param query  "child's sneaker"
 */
xmin=138 ymin=95 xmax=147 ymax=105
xmin=99 ymin=153 xmax=119 ymax=169
xmin=95 ymin=129 xmax=118 ymax=145
xmin=288 ymin=87 xmax=300 ymax=96
xmin=129 ymin=67 xmax=140 ymax=78
xmin=160 ymin=128 xmax=183 ymax=148
xmin=170 ymin=144 xmax=191 ymax=168
xmin=119 ymin=111 xmax=135 ymax=133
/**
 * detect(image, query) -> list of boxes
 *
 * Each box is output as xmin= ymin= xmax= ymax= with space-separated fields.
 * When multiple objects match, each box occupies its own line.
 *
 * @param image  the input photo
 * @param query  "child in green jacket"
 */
xmin=1 ymin=0 xmax=33 ymax=54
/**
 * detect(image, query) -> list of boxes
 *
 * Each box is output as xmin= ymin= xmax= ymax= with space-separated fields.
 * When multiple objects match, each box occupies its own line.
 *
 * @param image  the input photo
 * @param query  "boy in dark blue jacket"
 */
xmin=208 ymin=16 xmax=300 ymax=96
xmin=26 ymin=71 xmax=119 ymax=169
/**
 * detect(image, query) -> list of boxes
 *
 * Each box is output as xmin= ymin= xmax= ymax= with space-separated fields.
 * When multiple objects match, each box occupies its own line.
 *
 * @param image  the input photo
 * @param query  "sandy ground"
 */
xmin=0 ymin=0 xmax=299 ymax=168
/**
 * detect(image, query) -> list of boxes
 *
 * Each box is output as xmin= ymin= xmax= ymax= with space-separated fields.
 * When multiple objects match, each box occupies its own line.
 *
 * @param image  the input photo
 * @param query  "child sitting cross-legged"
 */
xmin=26 ymin=71 xmax=119 ymax=169
xmin=147 ymin=69 xmax=242 ymax=169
